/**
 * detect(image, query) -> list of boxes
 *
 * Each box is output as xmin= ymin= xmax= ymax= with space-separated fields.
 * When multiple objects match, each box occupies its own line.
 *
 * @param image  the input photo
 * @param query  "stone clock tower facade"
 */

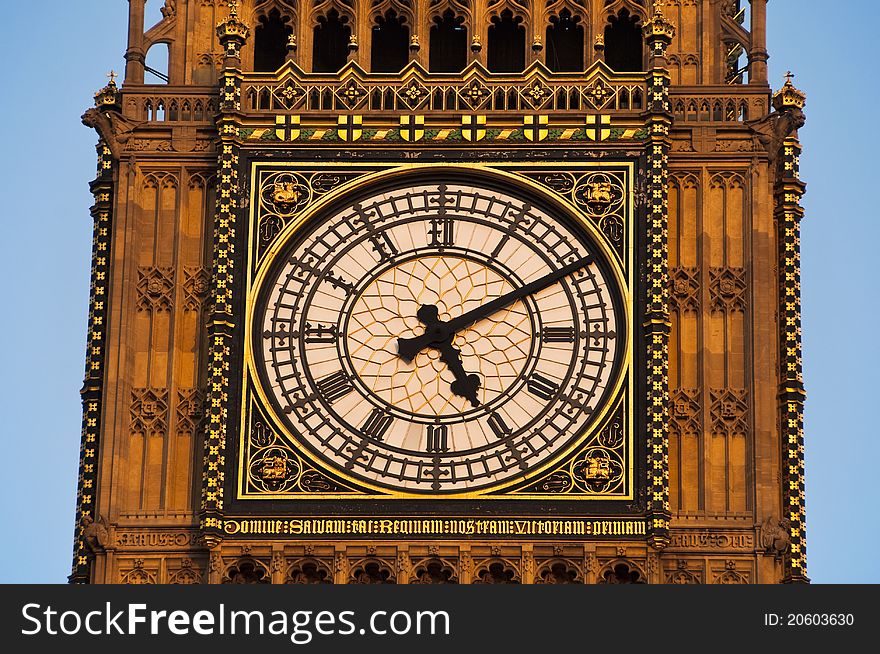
xmin=73 ymin=0 xmax=807 ymax=584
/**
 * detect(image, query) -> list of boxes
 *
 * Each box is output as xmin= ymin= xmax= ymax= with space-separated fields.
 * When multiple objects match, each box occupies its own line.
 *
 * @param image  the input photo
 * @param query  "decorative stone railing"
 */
xmin=670 ymin=86 xmax=770 ymax=123
xmin=238 ymin=62 xmax=648 ymax=116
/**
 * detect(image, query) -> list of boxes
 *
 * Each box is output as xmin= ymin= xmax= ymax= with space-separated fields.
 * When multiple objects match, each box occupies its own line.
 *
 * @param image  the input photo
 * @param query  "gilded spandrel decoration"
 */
xmin=509 ymin=397 xmax=628 ymax=496
xmin=523 ymin=169 xmax=628 ymax=262
xmin=255 ymin=169 xmax=369 ymax=263
xmin=244 ymin=402 xmax=360 ymax=496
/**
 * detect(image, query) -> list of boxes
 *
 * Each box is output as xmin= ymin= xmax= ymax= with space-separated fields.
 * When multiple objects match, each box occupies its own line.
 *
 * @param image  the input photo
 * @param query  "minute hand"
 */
xmin=397 ymin=255 xmax=594 ymax=362
xmin=444 ymin=255 xmax=594 ymax=334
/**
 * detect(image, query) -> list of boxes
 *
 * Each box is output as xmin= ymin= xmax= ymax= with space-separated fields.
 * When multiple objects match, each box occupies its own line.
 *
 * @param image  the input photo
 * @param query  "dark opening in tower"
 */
xmin=545 ymin=9 xmax=584 ymax=72
xmin=604 ymin=9 xmax=643 ymax=72
xmin=254 ymin=9 xmax=293 ymax=72
xmin=372 ymin=10 xmax=410 ymax=72
xmin=487 ymin=10 xmax=525 ymax=73
xmin=313 ymin=9 xmax=351 ymax=73
xmin=429 ymin=10 xmax=468 ymax=73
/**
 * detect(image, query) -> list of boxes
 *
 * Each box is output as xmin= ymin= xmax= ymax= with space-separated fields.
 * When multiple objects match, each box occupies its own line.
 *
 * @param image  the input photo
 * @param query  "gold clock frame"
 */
xmin=237 ymin=162 xmax=635 ymax=501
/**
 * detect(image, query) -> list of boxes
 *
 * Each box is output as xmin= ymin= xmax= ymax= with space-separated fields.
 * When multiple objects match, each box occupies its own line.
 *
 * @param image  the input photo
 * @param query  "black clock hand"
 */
xmin=437 ymin=340 xmax=481 ymax=408
xmin=397 ymin=255 xmax=593 ymax=363
xmin=409 ymin=305 xmax=481 ymax=406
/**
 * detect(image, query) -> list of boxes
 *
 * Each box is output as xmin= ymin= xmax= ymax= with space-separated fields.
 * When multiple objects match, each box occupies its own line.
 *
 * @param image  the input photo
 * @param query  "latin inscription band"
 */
xmin=222 ymin=517 xmax=647 ymax=537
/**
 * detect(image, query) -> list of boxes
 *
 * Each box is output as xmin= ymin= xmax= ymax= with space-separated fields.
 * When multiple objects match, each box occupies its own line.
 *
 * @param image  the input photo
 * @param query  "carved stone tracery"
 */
xmin=223 ymin=557 xmax=271 ymax=584
xmin=287 ymin=558 xmax=334 ymax=583
xmin=130 ymin=388 xmax=170 ymax=437
xmin=349 ymin=558 xmax=397 ymax=584
xmin=473 ymin=558 xmax=521 ymax=584
xmin=534 ymin=558 xmax=583 ymax=584
xmin=136 ymin=267 xmax=175 ymax=312
xmin=597 ymin=559 xmax=646 ymax=584
xmin=411 ymin=557 xmax=459 ymax=584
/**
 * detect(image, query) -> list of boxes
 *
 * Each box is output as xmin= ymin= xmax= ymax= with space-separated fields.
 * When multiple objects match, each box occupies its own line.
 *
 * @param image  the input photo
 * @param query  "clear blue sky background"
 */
xmin=0 ymin=1 xmax=875 ymax=583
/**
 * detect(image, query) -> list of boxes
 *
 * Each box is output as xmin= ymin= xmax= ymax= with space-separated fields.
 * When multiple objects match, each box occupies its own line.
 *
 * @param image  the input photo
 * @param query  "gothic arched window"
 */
xmin=371 ymin=10 xmax=410 ymax=73
xmin=254 ymin=9 xmax=293 ymax=72
xmin=429 ymin=10 xmax=468 ymax=73
xmin=313 ymin=9 xmax=351 ymax=73
xmin=546 ymin=9 xmax=584 ymax=72
xmin=487 ymin=10 xmax=525 ymax=73
xmin=145 ymin=43 xmax=170 ymax=84
xmin=604 ymin=9 xmax=643 ymax=72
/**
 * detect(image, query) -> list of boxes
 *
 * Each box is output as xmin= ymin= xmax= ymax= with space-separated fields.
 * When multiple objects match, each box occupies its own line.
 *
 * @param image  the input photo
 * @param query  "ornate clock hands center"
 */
xmin=399 ymin=304 xmax=481 ymax=407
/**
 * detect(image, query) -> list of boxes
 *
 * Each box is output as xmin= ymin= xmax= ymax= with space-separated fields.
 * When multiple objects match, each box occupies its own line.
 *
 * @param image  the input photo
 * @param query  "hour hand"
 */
xmin=437 ymin=341 xmax=481 ymax=408
xmin=397 ymin=304 xmax=451 ymax=363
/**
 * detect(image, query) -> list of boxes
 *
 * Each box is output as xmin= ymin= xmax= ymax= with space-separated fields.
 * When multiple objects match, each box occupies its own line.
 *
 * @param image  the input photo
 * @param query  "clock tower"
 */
xmin=73 ymin=0 xmax=807 ymax=584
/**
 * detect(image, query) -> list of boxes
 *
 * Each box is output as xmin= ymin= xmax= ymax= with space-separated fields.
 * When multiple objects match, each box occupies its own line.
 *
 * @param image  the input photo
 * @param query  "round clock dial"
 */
xmin=254 ymin=176 xmax=625 ymax=494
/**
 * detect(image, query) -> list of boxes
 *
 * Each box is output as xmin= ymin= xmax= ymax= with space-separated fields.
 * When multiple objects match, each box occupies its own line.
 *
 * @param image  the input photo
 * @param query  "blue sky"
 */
xmin=0 ymin=1 xmax=875 ymax=583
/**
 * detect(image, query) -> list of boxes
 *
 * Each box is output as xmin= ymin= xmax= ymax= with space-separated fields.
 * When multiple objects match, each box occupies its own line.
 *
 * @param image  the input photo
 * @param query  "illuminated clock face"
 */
xmin=253 ymin=179 xmax=625 ymax=494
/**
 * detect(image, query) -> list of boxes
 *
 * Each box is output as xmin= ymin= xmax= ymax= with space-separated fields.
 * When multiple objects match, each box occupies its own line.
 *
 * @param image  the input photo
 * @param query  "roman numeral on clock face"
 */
xmin=429 ymin=217 xmax=454 ymax=248
xmin=303 ymin=323 xmax=338 ymax=344
xmin=316 ymin=371 xmax=354 ymax=404
xmin=426 ymin=424 xmax=449 ymax=453
xmin=487 ymin=412 xmax=513 ymax=440
xmin=368 ymin=232 xmax=399 ymax=263
xmin=361 ymin=408 xmax=393 ymax=441
xmin=527 ymin=373 xmax=560 ymax=401
xmin=541 ymin=326 xmax=576 ymax=343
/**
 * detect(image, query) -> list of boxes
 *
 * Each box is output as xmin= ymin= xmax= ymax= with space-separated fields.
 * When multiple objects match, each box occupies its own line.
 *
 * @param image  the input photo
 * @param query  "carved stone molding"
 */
xmin=709 ymin=266 xmax=747 ymax=313
xmin=223 ymin=557 xmax=271 ymax=584
xmin=130 ymin=388 xmax=170 ymax=437
xmin=670 ymin=388 xmax=701 ymax=438
xmin=411 ymin=557 xmax=459 ymax=584
xmin=169 ymin=558 xmax=203 ymax=584
xmin=665 ymin=559 xmax=702 ymax=584
xmin=120 ymin=559 xmax=157 ymax=585
xmin=176 ymin=388 xmax=204 ymax=435
xmin=287 ymin=558 xmax=334 ymax=584
xmin=597 ymin=559 xmax=647 ymax=584
xmin=136 ymin=266 xmax=175 ymax=312
xmin=534 ymin=558 xmax=584 ymax=584
xmin=712 ymin=560 xmax=751 ymax=584
xmin=472 ymin=558 xmax=521 ymax=584
xmin=349 ymin=558 xmax=396 ymax=584
xmin=671 ymin=266 xmax=700 ymax=312
xmin=182 ymin=266 xmax=211 ymax=311
xmin=709 ymin=388 xmax=749 ymax=438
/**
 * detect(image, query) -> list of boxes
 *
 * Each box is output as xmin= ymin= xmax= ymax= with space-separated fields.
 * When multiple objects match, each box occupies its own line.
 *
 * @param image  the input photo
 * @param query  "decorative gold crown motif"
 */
xmin=216 ymin=0 xmax=250 ymax=42
xmin=773 ymin=72 xmax=807 ymax=111
xmin=643 ymin=2 xmax=676 ymax=41
xmin=94 ymin=71 xmax=121 ymax=109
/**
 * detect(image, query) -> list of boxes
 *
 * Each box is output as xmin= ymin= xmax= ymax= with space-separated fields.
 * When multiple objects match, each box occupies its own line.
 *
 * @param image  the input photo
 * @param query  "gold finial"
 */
xmin=785 ymin=71 xmax=795 ymax=84
xmin=107 ymin=70 xmax=118 ymax=86
xmin=228 ymin=0 xmax=238 ymax=18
